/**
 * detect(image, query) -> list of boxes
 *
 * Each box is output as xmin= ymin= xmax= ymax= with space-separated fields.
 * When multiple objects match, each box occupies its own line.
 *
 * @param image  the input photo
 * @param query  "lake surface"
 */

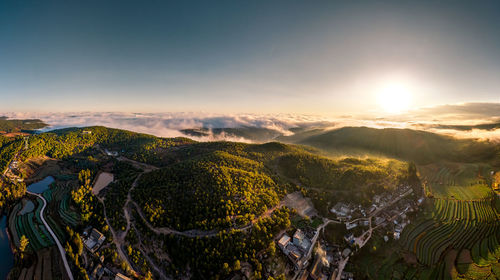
xmin=27 ymin=176 xmax=55 ymax=193
xmin=0 ymin=215 xmax=14 ymax=279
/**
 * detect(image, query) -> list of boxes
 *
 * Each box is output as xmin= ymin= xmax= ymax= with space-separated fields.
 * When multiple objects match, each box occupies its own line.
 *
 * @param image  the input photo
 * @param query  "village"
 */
xmin=276 ymin=184 xmax=424 ymax=280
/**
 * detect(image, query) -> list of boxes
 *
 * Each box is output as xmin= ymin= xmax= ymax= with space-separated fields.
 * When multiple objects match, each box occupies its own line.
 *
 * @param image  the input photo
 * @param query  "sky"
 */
xmin=1 ymin=0 xmax=499 ymax=115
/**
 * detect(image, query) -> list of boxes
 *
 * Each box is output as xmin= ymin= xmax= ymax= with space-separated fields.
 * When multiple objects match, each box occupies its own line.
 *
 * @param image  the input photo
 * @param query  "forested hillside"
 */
xmin=0 ymin=118 xmax=47 ymax=133
xmin=0 ymin=125 xmax=426 ymax=279
xmin=294 ymin=126 xmax=499 ymax=164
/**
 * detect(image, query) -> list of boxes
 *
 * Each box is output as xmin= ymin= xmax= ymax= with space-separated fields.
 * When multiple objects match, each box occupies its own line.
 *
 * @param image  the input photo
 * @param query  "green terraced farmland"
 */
xmin=401 ymin=198 xmax=499 ymax=268
xmin=14 ymin=199 xmax=55 ymax=251
xmin=420 ymin=163 xmax=494 ymax=200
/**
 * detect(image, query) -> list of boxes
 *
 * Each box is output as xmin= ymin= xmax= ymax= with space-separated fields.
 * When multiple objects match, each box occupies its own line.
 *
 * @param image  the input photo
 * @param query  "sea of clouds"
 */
xmin=2 ymin=103 xmax=499 ymax=142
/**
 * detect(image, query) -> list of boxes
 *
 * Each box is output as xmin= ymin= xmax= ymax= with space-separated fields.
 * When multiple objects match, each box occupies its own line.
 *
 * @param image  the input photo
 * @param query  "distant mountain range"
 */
xmin=180 ymin=126 xmax=500 ymax=165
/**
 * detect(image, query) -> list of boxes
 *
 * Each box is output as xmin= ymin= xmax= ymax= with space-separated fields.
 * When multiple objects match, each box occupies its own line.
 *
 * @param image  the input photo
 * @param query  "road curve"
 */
xmin=28 ymin=191 xmax=74 ymax=280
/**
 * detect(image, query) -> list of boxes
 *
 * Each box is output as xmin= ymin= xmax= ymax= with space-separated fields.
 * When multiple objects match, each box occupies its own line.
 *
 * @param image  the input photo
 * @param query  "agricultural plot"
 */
xmin=420 ymin=163 xmax=494 ymax=200
xmin=18 ymin=247 xmax=63 ymax=280
xmin=400 ymin=163 xmax=499 ymax=279
xmin=401 ymin=199 xmax=499 ymax=266
xmin=58 ymin=194 xmax=80 ymax=227
xmin=14 ymin=199 xmax=55 ymax=251
xmin=8 ymin=202 xmax=23 ymax=247
xmin=400 ymin=190 xmax=500 ymax=280
xmin=49 ymin=181 xmax=81 ymax=227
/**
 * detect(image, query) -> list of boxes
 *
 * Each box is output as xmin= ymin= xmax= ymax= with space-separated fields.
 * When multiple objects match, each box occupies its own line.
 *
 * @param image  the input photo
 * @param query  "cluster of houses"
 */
xmin=330 ymin=185 xmax=417 ymax=222
xmin=294 ymin=242 xmax=354 ymax=280
xmin=276 ymin=184 xmax=424 ymax=279
xmin=83 ymin=227 xmax=106 ymax=253
xmin=278 ymin=229 xmax=315 ymax=269
xmin=82 ymin=227 xmax=132 ymax=280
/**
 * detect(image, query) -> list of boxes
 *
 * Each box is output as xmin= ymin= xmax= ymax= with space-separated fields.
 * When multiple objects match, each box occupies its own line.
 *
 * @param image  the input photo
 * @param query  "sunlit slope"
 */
xmin=295 ymin=126 xmax=498 ymax=164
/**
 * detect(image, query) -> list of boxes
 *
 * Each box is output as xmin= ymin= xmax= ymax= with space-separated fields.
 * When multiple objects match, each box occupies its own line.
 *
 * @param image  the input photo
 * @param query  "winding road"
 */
xmin=27 ymin=191 xmax=74 ymax=280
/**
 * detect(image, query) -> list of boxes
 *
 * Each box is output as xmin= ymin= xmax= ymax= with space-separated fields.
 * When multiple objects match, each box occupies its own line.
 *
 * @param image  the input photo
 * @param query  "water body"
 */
xmin=27 ymin=176 xmax=55 ymax=193
xmin=0 ymin=215 xmax=14 ymax=279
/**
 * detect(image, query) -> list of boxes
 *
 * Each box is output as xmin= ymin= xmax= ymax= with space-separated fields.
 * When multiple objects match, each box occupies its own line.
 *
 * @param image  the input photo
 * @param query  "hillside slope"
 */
xmin=294 ymin=126 xmax=498 ymax=164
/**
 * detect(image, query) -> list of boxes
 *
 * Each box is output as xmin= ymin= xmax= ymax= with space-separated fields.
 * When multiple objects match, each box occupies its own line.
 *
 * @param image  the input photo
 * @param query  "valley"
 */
xmin=0 ymin=124 xmax=498 ymax=280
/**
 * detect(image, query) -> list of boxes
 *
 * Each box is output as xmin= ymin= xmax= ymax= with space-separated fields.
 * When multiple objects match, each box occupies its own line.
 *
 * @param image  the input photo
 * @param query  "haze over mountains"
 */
xmin=3 ymin=102 xmax=500 ymax=143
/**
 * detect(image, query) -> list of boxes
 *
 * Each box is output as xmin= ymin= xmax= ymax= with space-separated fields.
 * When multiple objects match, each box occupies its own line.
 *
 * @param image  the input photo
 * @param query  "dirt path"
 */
xmin=98 ymin=196 xmax=138 ymax=276
xmin=120 ymin=172 xmax=145 ymax=240
xmin=130 ymin=199 xmax=285 ymax=238
xmin=132 ymin=224 xmax=170 ymax=280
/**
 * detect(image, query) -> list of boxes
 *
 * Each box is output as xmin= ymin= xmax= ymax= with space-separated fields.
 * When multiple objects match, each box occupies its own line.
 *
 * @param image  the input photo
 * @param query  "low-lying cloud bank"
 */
xmin=2 ymin=102 xmax=500 ymax=142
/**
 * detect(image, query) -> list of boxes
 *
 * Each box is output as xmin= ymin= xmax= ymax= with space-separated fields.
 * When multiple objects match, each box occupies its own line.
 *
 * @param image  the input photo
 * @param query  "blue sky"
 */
xmin=1 ymin=0 xmax=499 ymax=114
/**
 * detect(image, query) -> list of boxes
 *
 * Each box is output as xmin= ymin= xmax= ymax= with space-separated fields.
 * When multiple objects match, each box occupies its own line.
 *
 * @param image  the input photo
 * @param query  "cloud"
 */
xmin=1 ymin=112 xmax=336 ymax=141
xmin=2 ymin=102 xmax=499 ymax=142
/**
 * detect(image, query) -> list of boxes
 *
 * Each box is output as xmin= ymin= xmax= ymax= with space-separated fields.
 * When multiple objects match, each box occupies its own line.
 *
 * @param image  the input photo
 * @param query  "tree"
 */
xmin=222 ymin=262 xmax=230 ymax=274
xmin=19 ymin=235 xmax=29 ymax=258
xmin=233 ymin=259 xmax=241 ymax=271
xmin=73 ymin=234 xmax=83 ymax=256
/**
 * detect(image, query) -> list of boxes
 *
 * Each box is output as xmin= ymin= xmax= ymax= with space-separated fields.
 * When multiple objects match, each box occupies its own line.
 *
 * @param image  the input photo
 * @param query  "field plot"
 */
xmin=420 ymin=163 xmax=494 ymax=200
xmin=17 ymin=247 xmax=66 ymax=280
xmin=14 ymin=199 xmax=55 ymax=251
xmin=399 ymin=163 xmax=499 ymax=279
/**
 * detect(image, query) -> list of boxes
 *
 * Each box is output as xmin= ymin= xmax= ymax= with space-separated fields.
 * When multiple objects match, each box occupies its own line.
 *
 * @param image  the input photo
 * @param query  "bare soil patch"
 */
xmin=457 ymin=249 xmax=473 ymax=264
xmin=20 ymin=157 xmax=60 ymax=183
xmin=444 ymin=249 xmax=458 ymax=278
xmin=92 ymin=172 xmax=114 ymax=195
xmin=402 ymin=252 xmax=418 ymax=265
xmin=284 ymin=191 xmax=317 ymax=218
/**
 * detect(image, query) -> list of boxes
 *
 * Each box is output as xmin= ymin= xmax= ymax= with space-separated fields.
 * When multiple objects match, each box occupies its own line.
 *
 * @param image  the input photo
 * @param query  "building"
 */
xmin=115 ymin=273 xmax=132 ymax=280
xmin=84 ymin=228 xmax=106 ymax=253
xmin=331 ymin=202 xmax=350 ymax=217
xmin=375 ymin=216 xmax=386 ymax=226
xmin=394 ymin=231 xmax=401 ymax=240
xmin=293 ymin=229 xmax=312 ymax=251
xmin=104 ymin=149 xmax=119 ymax=157
xmin=310 ymin=256 xmax=323 ymax=280
xmin=341 ymin=271 xmax=354 ymax=280
xmin=342 ymin=248 xmax=351 ymax=258
xmin=329 ymin=270 xmax=338 ymax=280
xmin=89 ymin=264 xmax=105 ymax=280
xmin=345 ymin=222 xmax=357 ymax=230
xmin=298 ymin=270 xmax=309 ymax=280
xmin=278 ymin=234 xmax=291 ymax=250
xmin=344 ymin=233 xmax=354 ymax=243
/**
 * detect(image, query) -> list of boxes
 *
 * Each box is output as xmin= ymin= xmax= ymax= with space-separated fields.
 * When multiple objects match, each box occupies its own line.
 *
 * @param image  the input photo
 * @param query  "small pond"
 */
xmin=27 ymin=176 xmax=55 ymax=194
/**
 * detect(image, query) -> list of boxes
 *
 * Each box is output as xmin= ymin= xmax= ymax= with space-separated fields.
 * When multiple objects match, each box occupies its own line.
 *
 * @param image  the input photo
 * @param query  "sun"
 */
xmin=376 ymin=82 xmax=413 ymax=114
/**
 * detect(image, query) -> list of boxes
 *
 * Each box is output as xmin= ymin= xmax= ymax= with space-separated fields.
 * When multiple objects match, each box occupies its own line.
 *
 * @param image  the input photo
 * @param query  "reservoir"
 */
xmin=0 ymin=215 xmax=14 ymax=279
xmin=27 ymin=176 xmax=55 ymax=193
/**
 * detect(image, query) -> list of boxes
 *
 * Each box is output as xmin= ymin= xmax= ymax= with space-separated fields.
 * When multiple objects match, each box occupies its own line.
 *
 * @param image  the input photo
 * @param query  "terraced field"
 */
xmin=50 ymin=182 xmax=80 ymax=227
xmin=14 ymin=198 xmax=55 ymax=251
xmin=401 ymin=199 xmax=499 ymax=266
xmin=420 ymin=163 xmax=494 ymax=200
xmin=400 ymin=172 xmax=500 ymax=280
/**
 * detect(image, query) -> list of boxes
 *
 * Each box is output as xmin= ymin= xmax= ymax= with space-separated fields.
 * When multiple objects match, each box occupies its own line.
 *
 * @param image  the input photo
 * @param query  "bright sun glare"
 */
xmin=377 ymin=83 xmax=413 ymax=114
